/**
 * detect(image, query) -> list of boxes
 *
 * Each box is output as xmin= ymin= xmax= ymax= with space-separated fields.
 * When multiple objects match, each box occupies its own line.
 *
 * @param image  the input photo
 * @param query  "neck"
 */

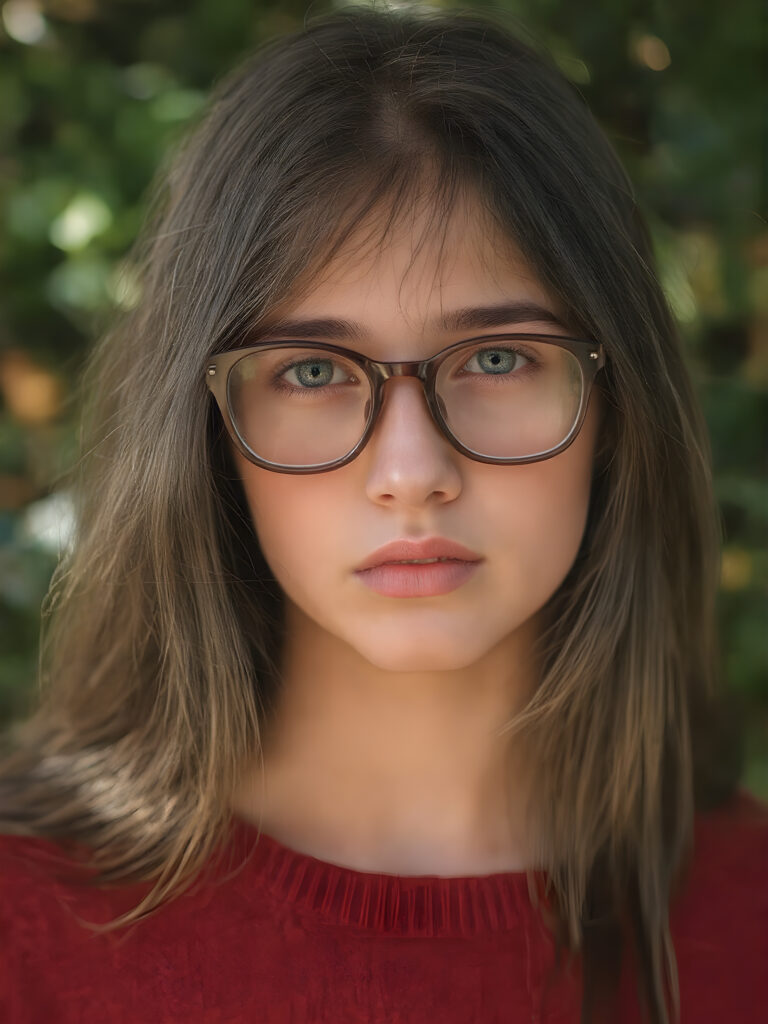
xmin=232 ymin=601 xmax=541 ymax=875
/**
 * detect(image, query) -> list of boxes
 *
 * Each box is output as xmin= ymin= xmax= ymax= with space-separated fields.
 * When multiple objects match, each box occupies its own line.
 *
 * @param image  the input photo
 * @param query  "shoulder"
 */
xmin=685 ymin=786 xmax=768 ymax=891
xmin=674 ymin=786 xmax=768 ymax=923
xmin=0 ymin=830 xmax=101 ymax=898
xmin=0 ymin=831 xmax=155 ymax=951
xmin=669 ymin=788 xmax=768 ymax=1021
xmin=0 ymin=832 xmax=80 ymax=918
xmin=0 ymin=833 xmax=97 ymax=1006
xmin=674 ymin=786 xmax=768 ymax=940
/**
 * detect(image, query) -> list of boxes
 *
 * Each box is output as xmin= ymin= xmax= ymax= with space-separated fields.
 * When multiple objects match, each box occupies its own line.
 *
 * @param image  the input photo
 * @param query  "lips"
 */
xmin=354 ymin=537 xmax=483 ymax=572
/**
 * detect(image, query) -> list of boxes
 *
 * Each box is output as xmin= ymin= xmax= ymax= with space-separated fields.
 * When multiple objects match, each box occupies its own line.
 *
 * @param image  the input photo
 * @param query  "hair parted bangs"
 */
xmin=0 ymin=7 xmax=741 ymax=1024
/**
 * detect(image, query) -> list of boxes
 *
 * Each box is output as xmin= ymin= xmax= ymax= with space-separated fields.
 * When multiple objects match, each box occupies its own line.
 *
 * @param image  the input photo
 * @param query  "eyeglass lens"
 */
xmin=227 ymin=339 xmax=584 ymax=467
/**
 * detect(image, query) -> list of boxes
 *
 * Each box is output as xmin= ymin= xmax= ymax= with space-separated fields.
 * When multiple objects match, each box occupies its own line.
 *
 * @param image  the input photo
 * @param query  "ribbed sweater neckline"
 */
xmin=229 ymin=815 xmax=546 ymax=938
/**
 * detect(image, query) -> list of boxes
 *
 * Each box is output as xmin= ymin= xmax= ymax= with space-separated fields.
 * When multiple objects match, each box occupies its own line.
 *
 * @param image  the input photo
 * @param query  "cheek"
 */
xmin=235 ymin=461 xmax=338 ymax=592
xmin=489 ymin=464 xmax=589 ymax=563
xmin=485 ymin=405 xmax=598 ymax=592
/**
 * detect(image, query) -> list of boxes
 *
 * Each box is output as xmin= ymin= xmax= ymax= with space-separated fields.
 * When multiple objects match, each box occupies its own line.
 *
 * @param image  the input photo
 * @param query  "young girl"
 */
xmin=0 ymin=6 xmax=765 ymax=1023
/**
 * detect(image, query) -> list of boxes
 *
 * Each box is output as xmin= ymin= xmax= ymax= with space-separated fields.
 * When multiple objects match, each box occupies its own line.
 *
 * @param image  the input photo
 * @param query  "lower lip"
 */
xmin=354 ymin=560 xmax=481 ymax=598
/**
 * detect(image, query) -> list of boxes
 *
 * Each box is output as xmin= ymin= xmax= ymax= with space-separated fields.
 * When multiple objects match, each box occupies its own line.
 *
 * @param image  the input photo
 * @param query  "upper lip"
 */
xmin=355 ymin=538 xmax=483 ymax=571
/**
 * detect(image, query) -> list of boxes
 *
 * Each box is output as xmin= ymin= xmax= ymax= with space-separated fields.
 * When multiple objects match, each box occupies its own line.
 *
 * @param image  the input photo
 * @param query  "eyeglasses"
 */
xmin=205 ymin=333 xmax=605 ymax=474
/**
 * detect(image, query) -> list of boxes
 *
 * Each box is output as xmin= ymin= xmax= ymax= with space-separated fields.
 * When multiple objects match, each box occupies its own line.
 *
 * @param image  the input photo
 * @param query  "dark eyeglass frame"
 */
xmin=205 ymin=333 xmax=606 ymax=474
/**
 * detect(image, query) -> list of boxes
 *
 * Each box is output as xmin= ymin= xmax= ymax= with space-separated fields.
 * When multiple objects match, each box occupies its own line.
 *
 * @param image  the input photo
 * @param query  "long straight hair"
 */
xmin=0 ymin=6 xmax=741 ymax=1022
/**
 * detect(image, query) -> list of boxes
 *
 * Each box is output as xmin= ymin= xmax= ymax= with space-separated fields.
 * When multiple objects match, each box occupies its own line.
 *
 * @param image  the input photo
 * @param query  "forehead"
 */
xmin=260 ymin=189 xmax=562 ymax=342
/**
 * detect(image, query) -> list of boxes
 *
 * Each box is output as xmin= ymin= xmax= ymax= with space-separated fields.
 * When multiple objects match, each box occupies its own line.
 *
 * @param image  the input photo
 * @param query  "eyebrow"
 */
xmin=248 ymin=301 xmax=569 ymax=343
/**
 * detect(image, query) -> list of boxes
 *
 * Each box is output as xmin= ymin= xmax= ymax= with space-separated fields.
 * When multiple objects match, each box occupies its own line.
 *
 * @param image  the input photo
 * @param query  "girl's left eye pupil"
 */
xmin=292 ymin=360 xmax=333 ymax=385
xmin=473 ymin=348 xmax=520 ymax=373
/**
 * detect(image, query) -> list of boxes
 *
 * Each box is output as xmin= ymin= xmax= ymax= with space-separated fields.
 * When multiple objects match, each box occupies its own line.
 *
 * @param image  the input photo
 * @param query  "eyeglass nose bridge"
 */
xmin=363 ymin=357 xmax=450 ymax=443
xmin=373 ymin=359 xmax=431 ymax=379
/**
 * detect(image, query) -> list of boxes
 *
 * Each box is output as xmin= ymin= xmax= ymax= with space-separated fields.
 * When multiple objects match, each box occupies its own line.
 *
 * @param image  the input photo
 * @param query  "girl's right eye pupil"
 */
xmin=287 ymin=358 xmax=335 ymax=387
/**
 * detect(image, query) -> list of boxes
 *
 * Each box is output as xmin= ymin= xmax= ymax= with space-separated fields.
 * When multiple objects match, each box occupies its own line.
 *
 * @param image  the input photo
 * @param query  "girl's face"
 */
xmin=232 ymin=196 xmax=602 ymax=673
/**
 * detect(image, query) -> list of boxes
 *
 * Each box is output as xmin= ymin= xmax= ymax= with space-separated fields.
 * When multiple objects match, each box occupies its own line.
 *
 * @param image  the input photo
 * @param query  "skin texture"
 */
xmin=231 ymin=194 xmax=602 ymax=875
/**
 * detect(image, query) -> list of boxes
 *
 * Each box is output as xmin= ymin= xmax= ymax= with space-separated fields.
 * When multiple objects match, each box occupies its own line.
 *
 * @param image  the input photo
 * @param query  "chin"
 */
xmin=345 ymin=626 xmax=507 ymax=674
xmin=358 ymin=649 xmax=483 ymax=673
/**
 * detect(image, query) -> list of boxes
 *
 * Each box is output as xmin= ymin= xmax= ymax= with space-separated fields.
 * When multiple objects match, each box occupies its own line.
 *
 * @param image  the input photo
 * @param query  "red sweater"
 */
xmin=1 ymin=789 xmax=766 ymax=1023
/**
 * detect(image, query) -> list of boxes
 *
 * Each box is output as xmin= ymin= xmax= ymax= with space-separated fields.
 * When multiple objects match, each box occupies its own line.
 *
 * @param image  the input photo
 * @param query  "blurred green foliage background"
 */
xmin=0 ymin=0 xmax=766 ymax=796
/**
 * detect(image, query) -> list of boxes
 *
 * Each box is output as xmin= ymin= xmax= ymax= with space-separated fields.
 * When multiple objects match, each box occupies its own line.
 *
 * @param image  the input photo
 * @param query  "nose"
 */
xmin=362 ymin=376 xmax=462 ymax=507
